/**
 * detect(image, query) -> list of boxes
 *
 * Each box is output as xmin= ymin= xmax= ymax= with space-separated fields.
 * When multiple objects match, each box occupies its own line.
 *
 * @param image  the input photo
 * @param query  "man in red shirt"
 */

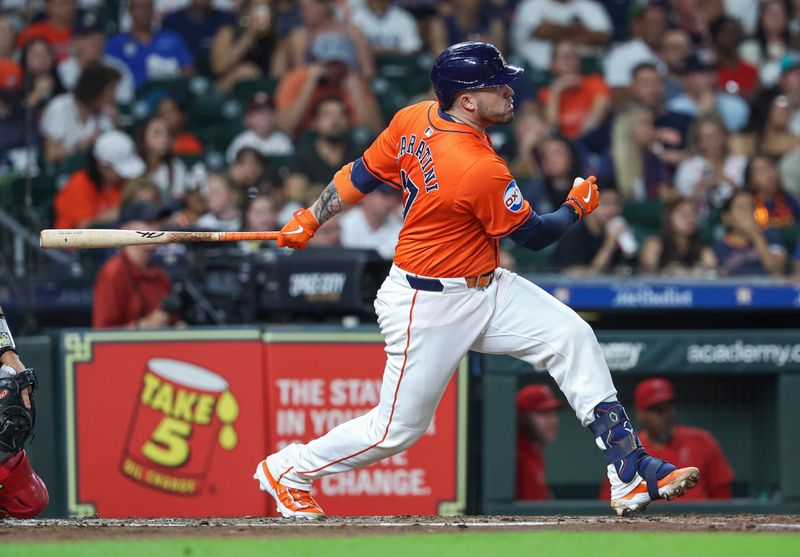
xmin=600 ymin=378 xmax=734 ymax=500
xmin=516 ymin=384 xmax=562 ymax=500
xmin=92 ymin=202 xmax=174 ymax=329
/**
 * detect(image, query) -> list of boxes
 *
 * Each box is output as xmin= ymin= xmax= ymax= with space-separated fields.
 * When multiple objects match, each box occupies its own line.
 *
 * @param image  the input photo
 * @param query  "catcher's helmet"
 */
xmin=431 ymin=42 xmax=523 ymax=109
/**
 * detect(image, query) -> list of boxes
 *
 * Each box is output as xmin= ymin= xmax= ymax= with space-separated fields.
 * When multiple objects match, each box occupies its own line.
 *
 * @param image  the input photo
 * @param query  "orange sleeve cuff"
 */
xmin=333 ymin=163 xmax=367 ymax=205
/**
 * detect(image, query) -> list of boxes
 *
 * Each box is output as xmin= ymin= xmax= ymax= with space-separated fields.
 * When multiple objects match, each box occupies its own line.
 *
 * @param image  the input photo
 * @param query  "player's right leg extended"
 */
xmin=471 ymin=268 xmax=698 ymax=516
xmin=255 ymin=266 xmax=491 ymax=518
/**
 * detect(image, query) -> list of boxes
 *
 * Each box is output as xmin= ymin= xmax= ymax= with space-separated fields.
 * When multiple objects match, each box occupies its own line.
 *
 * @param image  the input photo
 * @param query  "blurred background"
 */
xmin=0 ymin=0 xmax=799 ymax=518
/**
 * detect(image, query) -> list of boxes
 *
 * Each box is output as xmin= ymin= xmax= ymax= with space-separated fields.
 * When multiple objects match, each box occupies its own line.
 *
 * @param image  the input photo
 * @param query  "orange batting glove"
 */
xmin=277 ymin=208 xmax=320 ymax=249
xmin=562 ymin=175 xmax=599 ymax=219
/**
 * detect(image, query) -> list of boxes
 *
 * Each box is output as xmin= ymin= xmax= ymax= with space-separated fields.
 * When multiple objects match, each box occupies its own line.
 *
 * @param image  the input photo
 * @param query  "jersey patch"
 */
xmin=503 ymin=180 xmax=523 ymax=213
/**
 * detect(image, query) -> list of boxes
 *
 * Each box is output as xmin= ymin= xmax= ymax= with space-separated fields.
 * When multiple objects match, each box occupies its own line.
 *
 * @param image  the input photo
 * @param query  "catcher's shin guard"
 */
xmin=0 ymin=451 xmax=49 ymax=519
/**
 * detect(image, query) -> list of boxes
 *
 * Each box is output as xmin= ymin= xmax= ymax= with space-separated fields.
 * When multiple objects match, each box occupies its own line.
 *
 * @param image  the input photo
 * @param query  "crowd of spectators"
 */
xmin=1 ymin=0 xmax=800 ymax=287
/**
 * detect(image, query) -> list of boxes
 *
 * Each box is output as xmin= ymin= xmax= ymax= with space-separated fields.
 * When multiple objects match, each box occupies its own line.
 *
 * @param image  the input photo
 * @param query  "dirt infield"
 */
xmin=1 ymin=515 xmax=799 ymax=542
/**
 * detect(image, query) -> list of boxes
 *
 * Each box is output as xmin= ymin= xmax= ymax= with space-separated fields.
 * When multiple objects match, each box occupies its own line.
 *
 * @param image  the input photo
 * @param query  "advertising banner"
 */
xmin=484 ymin=331 xmax=800 ymax=375
xmin=62 ymin=328 xmax=467 ymax=518
xmin=62 ymin=330 xmax=268 ymax=517
xmin=262 ymin=330 xmax=466 ymax=516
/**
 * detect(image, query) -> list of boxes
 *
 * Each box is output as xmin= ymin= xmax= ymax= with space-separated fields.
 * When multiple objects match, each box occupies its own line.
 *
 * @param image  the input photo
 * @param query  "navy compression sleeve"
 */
xmin=508 ymin=205 xmax=578 ymax=251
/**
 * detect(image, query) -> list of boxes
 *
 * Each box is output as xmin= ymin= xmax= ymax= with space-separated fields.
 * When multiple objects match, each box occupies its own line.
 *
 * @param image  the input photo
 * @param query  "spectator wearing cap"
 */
xmin=20 ymin=37 xmax=64 ymax=112
xmin=604 ymin=3 xmax=667 ymax=104
xmin=92 ymin=200 xmax=176 ymax=329
xmin=58 ymin=15 xmax=135 ymax=104
xmin=348 ymin=0 xmax=422 ymax=55
xmin=275 ymin=33 xmax=383 ymax=137
xmin=339 ymin=184 xmax=402 ymax=259
xmin=740 ymin=0 xmax=791 ymax=88
xmin=17 ymin=0 xmax=77 ymax=62
xmin=0 ymin=59 xmax=41 ymax=175
xmin=429 ymin=0 xmax=505 ymax=59
xmin=511 ymin=0 xmax=612 ymax=71
xmin=226 ymin=92 xmax=293 ymax=163
xmin=155 ymin=95 xmax=203 ymax=156
xmin=710 ymin=16 xmax=759 ymax=100
xmin=284 ymin=0 xmax=374 ymax=79
xmin=54 ymin=130 xmax=145 ymax=229
xmin=105 ymin=0 xmax=194 ymax=91
xmin=599 ymin=378 xmax=733 ymax=500
xmin=40 ymin=63 xmax=120 ymax=163
xmin=210 ymin=0 xmax=279 ymax=92
xmin=274 ymin=32 xmax=383 ymax=138
xmin=667 ymin=53 xmax=750 ymax=133
xmin=161 ymin=0 xmax=236 ymax=76
xmin=538 ymin=40 xmax=611 ymax=140
xmin=516 ymin=384 xmax=562 ymax=500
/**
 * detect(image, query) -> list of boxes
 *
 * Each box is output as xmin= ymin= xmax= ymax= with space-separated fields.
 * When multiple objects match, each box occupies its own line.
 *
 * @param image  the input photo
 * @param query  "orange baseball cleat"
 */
xmin=610 ymin=466 xmax=700 ymax=516
xmin=253 ymin=460 xmax=325 ymax=519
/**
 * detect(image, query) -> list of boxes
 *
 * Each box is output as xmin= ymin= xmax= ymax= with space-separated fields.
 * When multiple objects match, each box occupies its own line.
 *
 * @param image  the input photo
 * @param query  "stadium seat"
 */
xmin=188 ymin=95 xmax=242 ymax=129
xmin=2 ymin=175 xmax=58 ymax=226
xmin=622 ymin=199 xmax=662 ymax=236
xmin=197 ymin=122 xmax=245 ymax=152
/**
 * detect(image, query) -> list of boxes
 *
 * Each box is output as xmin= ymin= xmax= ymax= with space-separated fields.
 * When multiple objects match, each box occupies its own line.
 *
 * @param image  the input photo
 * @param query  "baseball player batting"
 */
xmin=254 ymin=42 xmax=699 ymax=517
xmin=0 ymin=306 xmax=48 ymax=519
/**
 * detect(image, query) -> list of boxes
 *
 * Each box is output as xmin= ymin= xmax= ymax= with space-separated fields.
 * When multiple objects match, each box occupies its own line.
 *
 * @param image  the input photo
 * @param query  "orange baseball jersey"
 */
xmin=334 ymin=101 xmax=532 ymax=277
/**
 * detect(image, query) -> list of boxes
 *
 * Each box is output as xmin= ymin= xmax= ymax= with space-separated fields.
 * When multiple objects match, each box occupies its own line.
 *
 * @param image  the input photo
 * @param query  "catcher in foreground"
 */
xmin=0 ymin=305 xmax=48 ymax=519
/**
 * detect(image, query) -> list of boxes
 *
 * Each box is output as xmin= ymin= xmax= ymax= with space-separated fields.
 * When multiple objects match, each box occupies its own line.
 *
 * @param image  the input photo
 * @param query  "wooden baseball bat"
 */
xmin=39 ymin=229 xmax=280 ymax=249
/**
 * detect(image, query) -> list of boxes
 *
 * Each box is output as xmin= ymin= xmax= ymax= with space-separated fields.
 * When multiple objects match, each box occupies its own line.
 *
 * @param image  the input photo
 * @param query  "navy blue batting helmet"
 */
xmin=431 ymin=42 xmax=523 ymax=109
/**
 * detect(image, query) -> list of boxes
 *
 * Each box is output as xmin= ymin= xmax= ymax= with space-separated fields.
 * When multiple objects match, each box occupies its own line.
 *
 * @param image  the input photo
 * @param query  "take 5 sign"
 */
xmin=61 ymin=329 xmax=466 ymax=517
xmin=61 ymin=330 xmax=268 ymax=517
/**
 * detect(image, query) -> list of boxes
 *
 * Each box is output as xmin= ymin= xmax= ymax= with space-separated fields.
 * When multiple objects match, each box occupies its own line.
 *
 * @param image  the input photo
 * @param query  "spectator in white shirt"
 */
xmin=339 ymin=185 xmax=402 ymax=259
xmin=40 ymin=63 xmax=120 ymax=163
xmin=226 ymin=92 xmax=293 ymax=164
xmin=135 ymin=115 xmax=203 ymax=202
xmin=604 ymin=4 xmax=667 ymax=103
xmin=349 ymin=0 xmax=422 ymax=55
xmin=58 ymin=15 xmax=135 ymax=104
xmin=511 ymin=0 xmax=611 ymax=71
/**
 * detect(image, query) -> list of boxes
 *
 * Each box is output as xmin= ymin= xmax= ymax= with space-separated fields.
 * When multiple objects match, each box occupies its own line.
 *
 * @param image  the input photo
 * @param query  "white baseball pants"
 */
xmin=267 ymin=265 xmax=617 ymax=491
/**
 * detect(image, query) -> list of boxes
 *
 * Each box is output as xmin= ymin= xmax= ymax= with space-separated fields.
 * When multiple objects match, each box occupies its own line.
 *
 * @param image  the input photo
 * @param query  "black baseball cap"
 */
xmin=73 ymin=14 xmax=103 ymax=36
xmin=682 ymin=54 xmax=717 ymax=74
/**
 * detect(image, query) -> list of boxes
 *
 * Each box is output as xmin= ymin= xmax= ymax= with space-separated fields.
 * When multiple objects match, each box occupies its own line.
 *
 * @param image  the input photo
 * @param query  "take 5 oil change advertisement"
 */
xmin=61 ymin=329 xmax=466 ymax=518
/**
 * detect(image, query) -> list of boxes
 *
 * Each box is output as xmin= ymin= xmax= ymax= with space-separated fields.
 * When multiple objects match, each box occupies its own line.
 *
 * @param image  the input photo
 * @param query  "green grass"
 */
xmin=4 ymin=531 xmax=799 ymax=557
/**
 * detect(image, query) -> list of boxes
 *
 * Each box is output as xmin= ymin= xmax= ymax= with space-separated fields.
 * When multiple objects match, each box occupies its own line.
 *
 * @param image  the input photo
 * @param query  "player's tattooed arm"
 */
xmin=310 ymin=180 xmax=349 ymax=225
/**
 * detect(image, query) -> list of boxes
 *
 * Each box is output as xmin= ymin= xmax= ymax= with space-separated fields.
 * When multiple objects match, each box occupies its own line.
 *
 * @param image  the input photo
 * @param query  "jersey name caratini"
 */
xmin=334 ymin=101 xmax=532 ymax=277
